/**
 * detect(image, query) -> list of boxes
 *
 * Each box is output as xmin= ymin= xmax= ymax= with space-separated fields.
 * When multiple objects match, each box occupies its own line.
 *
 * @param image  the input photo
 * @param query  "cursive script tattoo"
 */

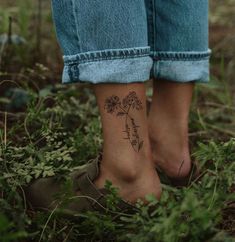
xmin=104 ymin=91 xmax=143 ymax=152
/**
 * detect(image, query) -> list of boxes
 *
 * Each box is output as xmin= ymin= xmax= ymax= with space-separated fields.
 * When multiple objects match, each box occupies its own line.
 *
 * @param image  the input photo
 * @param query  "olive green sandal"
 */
xmin=156 ymin=160 xmax=200 ymax=187
xmin=23 ymin=154 xmax=139 ymax=219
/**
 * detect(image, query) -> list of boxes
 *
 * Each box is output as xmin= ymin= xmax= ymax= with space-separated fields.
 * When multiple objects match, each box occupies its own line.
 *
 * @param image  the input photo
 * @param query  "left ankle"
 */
xmin=101 ymin=153 xmax=154 ymax=183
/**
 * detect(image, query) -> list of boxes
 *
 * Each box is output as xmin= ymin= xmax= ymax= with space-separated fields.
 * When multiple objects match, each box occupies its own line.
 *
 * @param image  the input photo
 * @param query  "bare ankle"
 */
xmin=101 ymin=157 xmax=153 ymax=182
xmin=94 ymin=155 xmax=162 ymax=203
xmin=149 ymin=122 xmax=192 ymax=178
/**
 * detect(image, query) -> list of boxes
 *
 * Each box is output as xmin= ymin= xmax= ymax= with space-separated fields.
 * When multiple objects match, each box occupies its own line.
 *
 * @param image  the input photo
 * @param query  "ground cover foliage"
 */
xmin=0 ymin=0 xmax=235 ymax=241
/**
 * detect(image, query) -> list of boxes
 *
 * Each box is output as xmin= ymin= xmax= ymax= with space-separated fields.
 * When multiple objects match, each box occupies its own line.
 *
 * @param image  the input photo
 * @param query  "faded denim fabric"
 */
xmin=51 ymin=0 xmax=210 ymax=84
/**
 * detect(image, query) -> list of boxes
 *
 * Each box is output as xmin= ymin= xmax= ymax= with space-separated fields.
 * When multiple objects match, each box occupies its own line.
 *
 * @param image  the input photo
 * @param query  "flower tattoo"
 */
xmin=104 ymin=95 xmax=121 ymax=114
xmin=104 ymin=91 xmax=143 ymax=152
xmin=122 ymin=91 xmax=143 ymax=110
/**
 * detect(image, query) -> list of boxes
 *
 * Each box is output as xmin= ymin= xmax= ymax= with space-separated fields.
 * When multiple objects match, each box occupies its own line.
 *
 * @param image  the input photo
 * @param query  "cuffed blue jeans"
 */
xmin=51 ymin=0 xmax=211 ymax=84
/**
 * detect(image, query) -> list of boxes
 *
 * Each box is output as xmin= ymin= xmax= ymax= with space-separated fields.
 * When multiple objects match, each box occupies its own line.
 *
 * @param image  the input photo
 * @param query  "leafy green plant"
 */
xmin=0 ymin=214 xmax=27 ymax=242
xmin=0 ymin=0 xmax=234 ymax=241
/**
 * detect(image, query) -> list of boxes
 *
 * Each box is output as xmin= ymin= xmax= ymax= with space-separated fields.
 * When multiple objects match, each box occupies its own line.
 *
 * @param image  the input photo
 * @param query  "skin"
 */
xmin=148 ymin=79 xmax=195 ymax=178
xmin=84 ymin=79 xmax=194 ymax=204
xmin=92 ymin=83 xmax=162 ymax=204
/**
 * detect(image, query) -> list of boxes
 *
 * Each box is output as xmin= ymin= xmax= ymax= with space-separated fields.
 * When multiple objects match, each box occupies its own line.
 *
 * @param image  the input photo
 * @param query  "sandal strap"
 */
xmin=77 ymin=172 xmax=104 ymax=202
xmin=72 ymin=157 xmax=100 ymax=195
xmin=156 ymin=159 xmax=200 ymax=187
xmin=168 ymin=160 xmax=200 ymax=187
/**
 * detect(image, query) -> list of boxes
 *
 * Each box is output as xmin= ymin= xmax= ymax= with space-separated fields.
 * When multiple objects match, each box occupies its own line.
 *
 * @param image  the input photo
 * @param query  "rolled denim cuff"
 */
xmin=151 ymin=49 xmax=211 ymax=83
xmin=62 ymin=47 xmax=153 ymax=84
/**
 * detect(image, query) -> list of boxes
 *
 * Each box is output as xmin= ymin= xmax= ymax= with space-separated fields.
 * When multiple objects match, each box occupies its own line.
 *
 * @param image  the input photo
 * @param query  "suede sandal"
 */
xmin=23 ymin=154 xmax=139 ymax=219
xmin=156 ymin=160 xmax=200 ymax=187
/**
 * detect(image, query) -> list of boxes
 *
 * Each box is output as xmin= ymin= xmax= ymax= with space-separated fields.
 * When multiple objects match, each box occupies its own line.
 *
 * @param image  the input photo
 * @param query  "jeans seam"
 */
xmin=153 ymin=57 xmax=210 ymax=61
xmin=151 ymin=50 xmax=211 ymax=61
xmin=152 ymin=0 xmax=156 ymax=52
xmin=71 ymin=0 xmax=81 ymax=52
xmin=64 ymin=47 xmax=151 ymax=64
xmin=66 ymin=54 xmax=151 ymax=66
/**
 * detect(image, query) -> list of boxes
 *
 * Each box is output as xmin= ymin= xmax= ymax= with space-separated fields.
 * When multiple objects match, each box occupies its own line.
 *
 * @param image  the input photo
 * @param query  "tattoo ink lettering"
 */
xmin=104 ymin=91 xmax=144 ymax=152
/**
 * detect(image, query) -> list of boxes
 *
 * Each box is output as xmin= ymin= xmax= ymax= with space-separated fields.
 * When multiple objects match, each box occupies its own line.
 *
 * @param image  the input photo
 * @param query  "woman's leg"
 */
xmin=93 ymin=83 xmax=161 ymax=203
xmin=148 ymin=80 xmax=194 ymax=177
xmin=145 ymin=0 xmax=210 ymax=178
xmin=51 ymin=0 xmax=161 ymax=203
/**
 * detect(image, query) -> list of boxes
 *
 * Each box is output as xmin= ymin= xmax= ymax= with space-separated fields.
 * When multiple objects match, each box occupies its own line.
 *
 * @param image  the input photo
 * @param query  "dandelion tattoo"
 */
xmin=104 ymin=91 xmax=144 ymax=152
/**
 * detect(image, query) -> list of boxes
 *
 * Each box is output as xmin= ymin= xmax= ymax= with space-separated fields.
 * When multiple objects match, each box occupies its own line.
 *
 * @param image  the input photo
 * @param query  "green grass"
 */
xmin=0 ymin=74 xmax=234 ymax=242
xmin=0 ymin=1 xmax=235 ymax=241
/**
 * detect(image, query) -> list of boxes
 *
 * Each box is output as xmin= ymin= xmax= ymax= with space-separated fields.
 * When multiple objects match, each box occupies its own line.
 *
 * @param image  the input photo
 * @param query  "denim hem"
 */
xmin=151 ymin=49 xmax=211 ymax=61
xmin=63 ymin=47 xmax=151 ymax=65
xmin=62 ymin=48 xmax=153 ymax=84
xmin=152 ymin=59 xmax=210 ymax=83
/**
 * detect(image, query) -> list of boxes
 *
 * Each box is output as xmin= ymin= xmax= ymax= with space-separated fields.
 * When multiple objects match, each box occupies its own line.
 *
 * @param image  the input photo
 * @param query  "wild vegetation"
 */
xmin=0 ymin=0 xmax=234 ymax=241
